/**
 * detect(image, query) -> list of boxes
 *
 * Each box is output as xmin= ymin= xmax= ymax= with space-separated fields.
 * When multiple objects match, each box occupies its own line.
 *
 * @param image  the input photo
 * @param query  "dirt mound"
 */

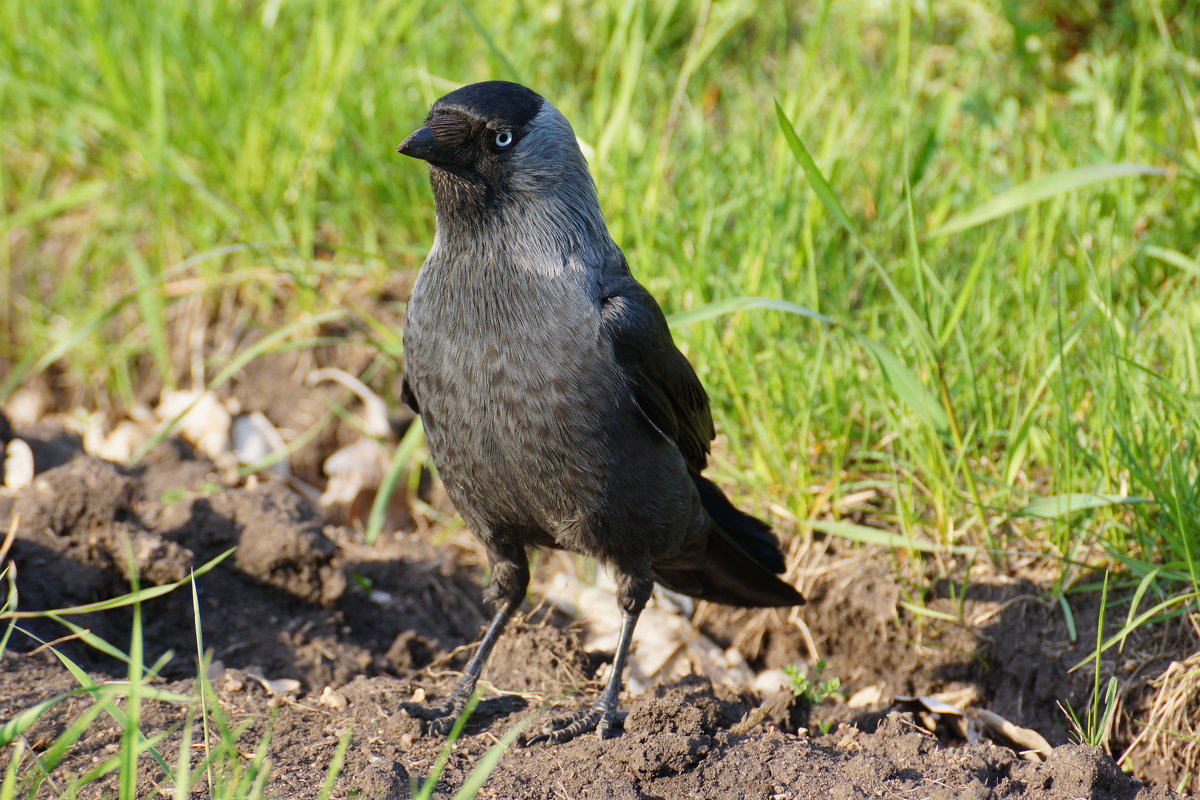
xmin=474 ymin=679 xmax=1170 ymax=800
xmin=0 ymin=427 xmax=1189 ymax=798
xmin=2 ymin=663 xmax=1174 ymax=800
xmin=701 ymin=544 xmax=1184 ymax=761
xmin=4 ymin=436 xmax=482 ymax=689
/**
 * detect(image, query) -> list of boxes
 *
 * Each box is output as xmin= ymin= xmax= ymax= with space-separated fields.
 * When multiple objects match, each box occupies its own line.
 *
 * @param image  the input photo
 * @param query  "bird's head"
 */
xmin=398 ymin=81 xmax=598 ymax=218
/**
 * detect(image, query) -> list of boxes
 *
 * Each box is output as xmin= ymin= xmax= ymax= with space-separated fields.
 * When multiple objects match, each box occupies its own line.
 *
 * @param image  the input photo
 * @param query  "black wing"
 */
xmin=598 ymin=266 xmax=714 ymax=472
xmin=400 ymin=374 xmax=420 ymax=415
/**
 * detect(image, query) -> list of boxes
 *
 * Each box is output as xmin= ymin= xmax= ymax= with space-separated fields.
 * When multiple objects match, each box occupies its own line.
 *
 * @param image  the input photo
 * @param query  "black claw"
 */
xmin=525 ymin=702 xmax=622 ymax=745
xmin=428 ymin=712 xmax=458 ymax=737
xmin=597 ymin=716 xmax=614 ymax=739
xmin=426 ymin=693 xmax=470 ymax=737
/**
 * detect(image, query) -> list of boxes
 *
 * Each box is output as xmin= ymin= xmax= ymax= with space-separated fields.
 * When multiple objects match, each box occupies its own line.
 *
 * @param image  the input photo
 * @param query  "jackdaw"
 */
xmin=396 ymin=81 xmax=804 ymax=743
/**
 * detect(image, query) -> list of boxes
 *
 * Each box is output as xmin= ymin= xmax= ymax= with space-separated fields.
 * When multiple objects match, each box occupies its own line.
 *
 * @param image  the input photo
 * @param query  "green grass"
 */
xmin=4 ymin=0 xmax=1194 ymax=566
xmin=3 ymin=0 xmax=1200 ymax=789
xmin=0 ymin=550 xmax=291 ymax=798
xmin=0 ymin=552 xmax=523 ymax=797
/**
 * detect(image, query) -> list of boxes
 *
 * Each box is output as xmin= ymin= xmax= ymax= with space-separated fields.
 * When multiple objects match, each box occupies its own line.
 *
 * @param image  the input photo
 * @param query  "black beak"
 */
xmin=397 ymin=126 xmax=441 ymax=161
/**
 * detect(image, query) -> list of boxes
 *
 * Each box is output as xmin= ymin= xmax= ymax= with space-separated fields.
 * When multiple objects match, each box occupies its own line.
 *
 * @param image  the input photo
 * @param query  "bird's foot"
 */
xmin=526 ymin=699 xmax=624 ymax=745
xmin=427 ymin=709 xmax=459 ymax=737
xmin=427 ymin=691 xmax=471 ymax=737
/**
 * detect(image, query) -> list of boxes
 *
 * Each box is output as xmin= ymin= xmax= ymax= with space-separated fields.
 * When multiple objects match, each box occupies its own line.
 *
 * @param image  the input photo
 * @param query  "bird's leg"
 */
xmin=428 ymin=606 xmax=511 ymax=735
xmin=526 ymin=608 xmax=640 ymax=744
xmin=530 ymin=568 xmax=652 ymax=744
xmin=428 ymin=541 xmax=528 ymax=736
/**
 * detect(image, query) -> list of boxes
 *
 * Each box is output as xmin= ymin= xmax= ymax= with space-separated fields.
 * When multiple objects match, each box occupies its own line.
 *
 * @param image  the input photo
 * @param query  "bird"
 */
xmin=396 ymin=80 xmax=804 ymax=743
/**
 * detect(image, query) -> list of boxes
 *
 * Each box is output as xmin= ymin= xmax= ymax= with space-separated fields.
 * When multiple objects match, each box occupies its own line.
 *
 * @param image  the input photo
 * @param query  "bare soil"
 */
xmin=0 ymin=414 xmax=1193 ymax=798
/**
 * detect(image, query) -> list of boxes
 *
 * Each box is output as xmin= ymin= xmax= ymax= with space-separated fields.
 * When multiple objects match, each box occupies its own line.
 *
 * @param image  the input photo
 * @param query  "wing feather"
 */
xmin=598 ymin=268 xmax=714 ymax=472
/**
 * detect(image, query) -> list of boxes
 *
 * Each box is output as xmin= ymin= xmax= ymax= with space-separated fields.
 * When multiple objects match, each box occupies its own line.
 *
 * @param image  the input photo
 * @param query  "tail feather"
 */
xmin=652 ymin=474 xmax=804 ymax=608
xmin=691 ymin=473 xmax=785 ymax=573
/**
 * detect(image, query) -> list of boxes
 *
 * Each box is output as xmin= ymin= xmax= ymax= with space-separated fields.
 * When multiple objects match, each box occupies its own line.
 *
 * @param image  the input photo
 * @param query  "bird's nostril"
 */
xmin=427 ymin=113 xmax=471 ymax=145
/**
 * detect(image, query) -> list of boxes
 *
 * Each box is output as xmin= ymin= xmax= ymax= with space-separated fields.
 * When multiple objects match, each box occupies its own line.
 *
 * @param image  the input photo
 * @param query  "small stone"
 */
xmin=3 ymin=438 xmax=34 ymax=490
xmin=847 ymin=685 xmax=884 ymax=708
xmin=319 ymin=686 xmax=348 ymax=710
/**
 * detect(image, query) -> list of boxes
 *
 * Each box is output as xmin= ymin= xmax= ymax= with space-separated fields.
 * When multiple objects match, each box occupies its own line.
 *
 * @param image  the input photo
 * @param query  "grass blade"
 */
xmin=667 ymin=296 xmax=833 ymax=328
xmin=774 ymin=100 xmax=857 ymax=238
xmin=853 ymin=334 xmax=950 ymax=438
xmin=129 ymin=310 xmax=346 ymax=464
xmin=128 ymin=248 xmax=172 ymax=390
xmin=450 ymin=714 xmax=532 ymax=800
xmin=0 ymin=180 xmax=109 ymax=234
xmin=1143 ymin=245 xmax=1200 ymax=279
xmin=1 ymin=548 xmax=234 ymax=619
xmin=415 ymin=691 xmax=481 ymax=799
xmin=27 ymin=699 xmax=109 ymax=790
xmin=1073 ymin=590 xmax=1198 ymax=671
xmin=366 ymin=418 xmax=425 ymax=546
xmin=0 ymin=740 xmax=22 ymax=800
xmin=930 ymin=164 xmax=1166 ymax=237
xmin=171 ymin=711 xmax=195 ymax=800
xmin=666 ymin=296 xmax=946 ymax=438
xmin=451 ymin=0 xmax=524 ymax=84
xmin=0 ymin=690 xmax=109 ymax=747
xmin=317 ymin=725 xmax=353 ymax=800
xmin=804 ymin=519 xmax=978 ymax=556
xmin=1015 ymin=493 xmax=1154 ymax=519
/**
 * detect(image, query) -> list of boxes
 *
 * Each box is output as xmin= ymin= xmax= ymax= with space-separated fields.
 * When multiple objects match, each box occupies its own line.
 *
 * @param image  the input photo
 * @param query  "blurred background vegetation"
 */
xmin=2 ymin=0 xmax=1198 ymax=609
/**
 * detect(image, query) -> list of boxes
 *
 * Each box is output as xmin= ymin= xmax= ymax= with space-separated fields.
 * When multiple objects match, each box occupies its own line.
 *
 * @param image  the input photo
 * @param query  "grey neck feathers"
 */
xmin=428 ymin=105 xmax=618 ymax=270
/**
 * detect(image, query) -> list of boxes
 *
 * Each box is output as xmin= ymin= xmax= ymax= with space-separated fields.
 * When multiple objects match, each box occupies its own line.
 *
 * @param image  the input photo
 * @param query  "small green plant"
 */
xmin=1060 ymin=571 xmax=1121 ymax=749
xmin=1062 ymin=676 xmax=1119 ymax=749
xmin=783 ymin=660 xmax=844 ymax=735
xmin=348 ymin=571 xmax=375 ymax=592
xmin=783 ymin=660 xmax=844 ymax=706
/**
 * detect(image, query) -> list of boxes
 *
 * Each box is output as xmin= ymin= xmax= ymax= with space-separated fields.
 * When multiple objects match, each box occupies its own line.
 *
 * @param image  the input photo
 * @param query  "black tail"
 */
xmin=653 ymin=474 xmax=805 ymax=608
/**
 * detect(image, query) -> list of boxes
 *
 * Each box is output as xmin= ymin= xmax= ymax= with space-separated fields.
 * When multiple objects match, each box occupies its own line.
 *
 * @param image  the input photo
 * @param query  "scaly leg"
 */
xmin=428 ymin=607 xmax=513 ymax=735
xmin=529 ymin=567 xmax=651 ymax=744
xmin=428 ymin=540 xmax=528 ymax=736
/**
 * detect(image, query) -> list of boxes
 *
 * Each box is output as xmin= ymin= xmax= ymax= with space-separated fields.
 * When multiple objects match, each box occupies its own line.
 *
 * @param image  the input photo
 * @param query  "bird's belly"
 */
xmin=407 ymin=313 xmax=629 ymax=537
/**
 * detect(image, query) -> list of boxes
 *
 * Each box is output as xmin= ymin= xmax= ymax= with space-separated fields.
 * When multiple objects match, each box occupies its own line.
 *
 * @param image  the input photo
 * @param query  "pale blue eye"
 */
xmin=494 ymin=131 xmax=513 ymax=148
